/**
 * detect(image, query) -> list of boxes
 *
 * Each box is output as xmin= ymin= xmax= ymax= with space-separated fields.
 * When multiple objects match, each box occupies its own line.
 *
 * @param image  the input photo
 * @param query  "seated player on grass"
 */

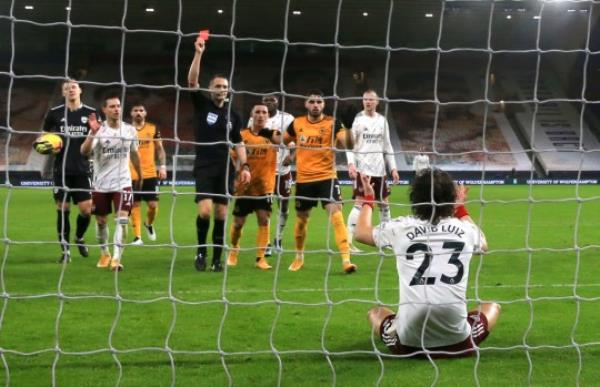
xmin=227 ymin=104 xmax=281 ymax=270
xmin=355 ymin=169 xmax=501 ymax=357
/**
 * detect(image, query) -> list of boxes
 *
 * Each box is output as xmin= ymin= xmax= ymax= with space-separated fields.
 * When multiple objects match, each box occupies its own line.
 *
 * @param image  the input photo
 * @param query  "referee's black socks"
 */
xmin=196 ymin=216 xmax=210 ymax=257
xmin=212 ymin=219 xmax=225 ymax=264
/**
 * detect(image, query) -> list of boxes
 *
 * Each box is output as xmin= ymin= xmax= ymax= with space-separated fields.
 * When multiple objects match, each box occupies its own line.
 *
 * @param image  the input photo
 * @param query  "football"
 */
xmin=33 ymin=133 xmax=63 ymax=155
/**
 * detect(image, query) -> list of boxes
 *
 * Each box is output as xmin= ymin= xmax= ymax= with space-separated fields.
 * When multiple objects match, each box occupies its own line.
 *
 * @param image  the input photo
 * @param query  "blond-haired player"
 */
xmin=128 ymin=103 xmax=167 ymax=245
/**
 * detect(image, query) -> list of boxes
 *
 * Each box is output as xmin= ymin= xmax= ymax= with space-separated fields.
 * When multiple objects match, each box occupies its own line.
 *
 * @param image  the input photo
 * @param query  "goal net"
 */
xmin=0 ymin=0 xmax=599 ymax=386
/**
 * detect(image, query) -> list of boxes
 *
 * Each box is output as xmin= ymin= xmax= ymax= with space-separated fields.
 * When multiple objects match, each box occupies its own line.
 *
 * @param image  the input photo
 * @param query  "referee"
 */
xmin=187 ymin=37 xmax=250 ymax=272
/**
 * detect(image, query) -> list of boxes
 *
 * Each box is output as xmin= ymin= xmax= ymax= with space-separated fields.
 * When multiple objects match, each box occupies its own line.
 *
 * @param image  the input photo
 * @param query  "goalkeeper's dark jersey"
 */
xmin=43 ymin=103 xmax=96 ymax=176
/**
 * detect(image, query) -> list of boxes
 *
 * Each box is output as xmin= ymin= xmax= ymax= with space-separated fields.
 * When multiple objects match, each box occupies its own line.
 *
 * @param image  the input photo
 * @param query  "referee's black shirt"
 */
xmin=190 ymin=92 xmax=242 ymax=175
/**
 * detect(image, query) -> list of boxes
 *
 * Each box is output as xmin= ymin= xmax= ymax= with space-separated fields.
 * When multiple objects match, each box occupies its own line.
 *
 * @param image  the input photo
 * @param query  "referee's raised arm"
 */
xmin=187 ymin=39 xmax=205 ymax=89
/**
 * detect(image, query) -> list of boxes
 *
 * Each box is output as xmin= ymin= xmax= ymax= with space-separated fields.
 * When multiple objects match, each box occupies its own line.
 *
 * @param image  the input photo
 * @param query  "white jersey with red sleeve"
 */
xmin=372 ymin=215 xmax=485 ymax=348
xmin=91 ymin=121 xmax=139 ymax=192
xmin=346 ymin=111 xmax=397 ymax=177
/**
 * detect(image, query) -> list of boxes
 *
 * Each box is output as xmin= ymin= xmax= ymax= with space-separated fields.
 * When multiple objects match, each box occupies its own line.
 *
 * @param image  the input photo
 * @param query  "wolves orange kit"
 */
xmin=130 ymin=122 xmax=161 ymax=181
xmin=291 ymin=115 xmax=340 ymax=183
xmin=237 ymin=129 xmax=277 ymax=196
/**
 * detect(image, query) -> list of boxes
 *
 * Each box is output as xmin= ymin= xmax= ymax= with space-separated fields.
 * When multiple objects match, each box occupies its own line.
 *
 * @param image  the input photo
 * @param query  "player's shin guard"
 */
xmin=130 ymin=205 xmax=142 ymax=238
xmin=196 ymin=216 xmax=209 ymax=257
xmin=96 ymin=222 xmax=109 ymax=255
xmin=75 ymin=213 xmax=91 ymax=240
xmin=294 ymin=217 xmax=309 ymax=261
xmin=257 ymin=224 xmax=270 ymax=260
xmin=346 ymin=205 xmax=361 ymax=245
xmin=380 ymin=204 xmax=391 ymax=223
xmin=112 ymin=217 xmax=128 ymax=260
xmin=147 ymin=205 xmax=157 ymax=226
xmin=331 ymin=211 xmax=351 ymax=262
xmin=212 ymin=219 xmax=225 ymax=264
xmin=57 ymin=210 xmax=71 ymax=252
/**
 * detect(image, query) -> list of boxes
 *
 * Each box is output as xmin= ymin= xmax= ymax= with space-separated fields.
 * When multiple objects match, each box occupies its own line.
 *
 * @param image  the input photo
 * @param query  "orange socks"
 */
xmin=294 ymin=216 xmax=309 ymax=260
xmin=331 ymin=211 xmax=350 ymax=262
xmin=256 ymin=224 xmax=270 ymax=260
xmin=130 ymin=206 xmax=142 ymax=238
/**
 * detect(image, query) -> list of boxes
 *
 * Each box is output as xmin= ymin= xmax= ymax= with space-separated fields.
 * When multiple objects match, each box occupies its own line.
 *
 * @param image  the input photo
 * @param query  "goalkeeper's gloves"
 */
xmin=33 ymin=140 xmax=54 ymax=155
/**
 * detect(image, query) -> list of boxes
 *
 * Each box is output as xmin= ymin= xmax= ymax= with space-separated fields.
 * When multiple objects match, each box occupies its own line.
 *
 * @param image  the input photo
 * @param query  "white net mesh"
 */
xmin=1 ymin=0 xmax=600 ymax=386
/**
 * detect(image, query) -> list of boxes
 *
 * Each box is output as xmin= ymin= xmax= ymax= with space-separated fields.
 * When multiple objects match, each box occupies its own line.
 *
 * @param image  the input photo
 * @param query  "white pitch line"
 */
xmin=12 ymin=283 xmax=600 ymax=298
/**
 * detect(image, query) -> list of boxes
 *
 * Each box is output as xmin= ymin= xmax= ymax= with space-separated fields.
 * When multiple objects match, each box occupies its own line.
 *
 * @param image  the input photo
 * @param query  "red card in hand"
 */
xmin=197 ymin=29 xmax=210 ymax=42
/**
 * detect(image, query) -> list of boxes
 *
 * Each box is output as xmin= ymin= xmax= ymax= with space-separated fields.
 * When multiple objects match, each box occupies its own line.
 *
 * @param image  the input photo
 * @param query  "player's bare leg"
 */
xmin=367 ymin=306 xmax=395 ymax=337
xmin=471 ymin=303 xmax=502 ymax=332
xmin=130 ymin=200 xmax=143 ymax=245
xmin=144 ymin=200 xmax=158 ymax=241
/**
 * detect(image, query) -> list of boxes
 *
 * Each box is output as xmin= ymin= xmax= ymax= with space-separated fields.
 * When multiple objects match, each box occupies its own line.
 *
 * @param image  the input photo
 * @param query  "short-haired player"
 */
xmin=81 ymin=96 xmax=142 ymax=271
xmin=247 ymin=94 xmax=295 ymax=254
xmin=129 ymin=103 xmax=167 ymax=245
xmin=227 ymin=104 xmax=281 ymax=270
xmin=284 ymin=90 xmax=357 ymax=273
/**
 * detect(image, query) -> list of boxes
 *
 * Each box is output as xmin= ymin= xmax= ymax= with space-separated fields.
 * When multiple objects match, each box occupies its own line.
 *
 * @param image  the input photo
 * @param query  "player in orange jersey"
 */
xmin=227 ymin=104 xmax=281 ymax=270
xmin=283 ymin=90 xmax=357 ymax=274
xmin=128 ymin=103 xmax=167 ymax=245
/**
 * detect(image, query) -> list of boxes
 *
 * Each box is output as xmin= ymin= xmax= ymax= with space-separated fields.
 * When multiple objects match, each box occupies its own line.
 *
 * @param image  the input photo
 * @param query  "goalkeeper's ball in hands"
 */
xmin=33 ymin=133 xmax=63 ymax=155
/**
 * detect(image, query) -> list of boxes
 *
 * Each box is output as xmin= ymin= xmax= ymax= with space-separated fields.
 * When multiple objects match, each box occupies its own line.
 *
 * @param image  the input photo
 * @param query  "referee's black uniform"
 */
xmin=190 ymin=91 xmax=243 ymax=270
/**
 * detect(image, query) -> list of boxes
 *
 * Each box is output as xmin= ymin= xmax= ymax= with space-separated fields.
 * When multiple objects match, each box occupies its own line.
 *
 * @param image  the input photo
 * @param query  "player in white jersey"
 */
xmin=412 ymin=147 xmax=431 ymax=176
xmin=81 ymin=96 xmax=142 ymax=272
xmin=355 ymin=170 xmax=501 ymax=358
xmin=346 ymin=90 xmax=399 ymax=252
xmin=247 ymin=94 xmax=295 ymax=253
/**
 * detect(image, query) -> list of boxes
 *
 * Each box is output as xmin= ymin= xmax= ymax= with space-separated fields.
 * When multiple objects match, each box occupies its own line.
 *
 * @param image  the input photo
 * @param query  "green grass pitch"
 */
xmin=0 ymin=184 xmax=599 ymax=386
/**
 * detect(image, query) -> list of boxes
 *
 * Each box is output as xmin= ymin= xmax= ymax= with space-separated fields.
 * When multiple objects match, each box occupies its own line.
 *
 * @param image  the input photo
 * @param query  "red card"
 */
xmin=197 ymin=29 xmax=210 ymax=42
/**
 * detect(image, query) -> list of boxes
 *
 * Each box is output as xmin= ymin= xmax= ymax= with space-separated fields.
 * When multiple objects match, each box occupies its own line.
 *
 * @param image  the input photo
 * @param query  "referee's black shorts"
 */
xmin=194 ymin=166 xmax=235 ymax=205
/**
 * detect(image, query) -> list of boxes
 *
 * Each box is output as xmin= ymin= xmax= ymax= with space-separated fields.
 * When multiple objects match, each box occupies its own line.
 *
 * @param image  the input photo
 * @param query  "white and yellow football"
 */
xmin=33 ymin=133 xmax=63 ymax=155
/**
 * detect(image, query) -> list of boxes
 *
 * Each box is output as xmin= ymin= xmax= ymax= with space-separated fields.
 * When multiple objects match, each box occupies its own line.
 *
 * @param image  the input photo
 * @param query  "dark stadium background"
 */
xmin=1 ymin=0 xmax=599 ymax=182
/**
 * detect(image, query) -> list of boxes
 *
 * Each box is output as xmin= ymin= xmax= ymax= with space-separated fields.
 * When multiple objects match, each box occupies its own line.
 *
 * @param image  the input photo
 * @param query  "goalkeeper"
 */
xmin=227 ymin=104 xmax=281 ymax=270
xmin=40 ymin=79 xmax=96 ymax=263
xmin=355 ymin=170 xmax=501 ymax=357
